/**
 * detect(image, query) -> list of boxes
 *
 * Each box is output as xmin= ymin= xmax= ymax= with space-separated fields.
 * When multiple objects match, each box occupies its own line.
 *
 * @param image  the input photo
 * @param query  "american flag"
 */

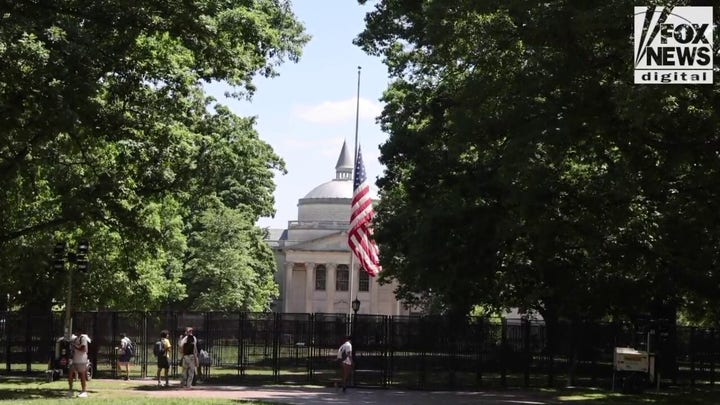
xmin=349 ymin=146 xmax=381 ymax=277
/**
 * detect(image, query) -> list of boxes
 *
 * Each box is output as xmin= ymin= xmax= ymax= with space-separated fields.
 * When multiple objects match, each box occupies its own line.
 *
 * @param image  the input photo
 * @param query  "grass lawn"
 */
xmin=535 ymin=386 xmax=720 ymax=404
xmin=0 ymin=378 xmax=275 ymax=404
xmin=0 ymin=376 xmax=719 ymax=404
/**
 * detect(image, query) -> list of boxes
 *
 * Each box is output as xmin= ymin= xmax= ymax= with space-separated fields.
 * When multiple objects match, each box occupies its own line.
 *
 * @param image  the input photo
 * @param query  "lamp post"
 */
xmin=53 ymin=240 xmax=90 ymax=340
xmin=351 ymin=298 xmax=360 ymax=338
xmin=350 ymin=298 xmax=360 ymax=386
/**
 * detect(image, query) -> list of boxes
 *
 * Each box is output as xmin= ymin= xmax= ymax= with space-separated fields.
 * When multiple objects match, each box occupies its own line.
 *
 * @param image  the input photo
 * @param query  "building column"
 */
xmin=304 ymin=262 xmax=315 ymax=313
xmin=284 ymin=262 xmax=294 ymax=313
xmin=326 ymin=263 xmax=337 ymax=313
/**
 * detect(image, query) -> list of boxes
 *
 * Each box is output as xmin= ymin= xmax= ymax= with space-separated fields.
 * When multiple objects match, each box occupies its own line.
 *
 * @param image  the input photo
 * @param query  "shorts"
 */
xmin=157 ymin=356 xmax=170 ymax=369
xmin=118 ymin=353 xmax=131 ymax=363
xmin=182 ymin=354 xmax=197 ymax=370
xmin=70 ymin=362 xmax=88 ymax=373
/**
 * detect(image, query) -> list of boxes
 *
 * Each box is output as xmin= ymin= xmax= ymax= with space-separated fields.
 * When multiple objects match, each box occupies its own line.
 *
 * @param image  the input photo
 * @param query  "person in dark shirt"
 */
xmin=179 ymin=327 xmax=198 ymax=388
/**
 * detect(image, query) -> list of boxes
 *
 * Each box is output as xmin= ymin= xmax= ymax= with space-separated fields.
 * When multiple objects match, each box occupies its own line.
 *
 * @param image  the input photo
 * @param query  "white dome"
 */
xmin=303 ymin=179 xmax=353 ymax=199
xmin=297 ymin=141 xmax=379 ymax=218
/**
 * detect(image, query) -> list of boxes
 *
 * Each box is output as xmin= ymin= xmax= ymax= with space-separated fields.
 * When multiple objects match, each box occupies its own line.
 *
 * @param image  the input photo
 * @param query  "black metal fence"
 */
xmin=2 ymin=311 xmax=720 ymax=390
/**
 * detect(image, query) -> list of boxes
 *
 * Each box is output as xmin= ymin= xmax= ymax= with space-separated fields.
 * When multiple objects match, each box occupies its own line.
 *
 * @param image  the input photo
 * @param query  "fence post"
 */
xmin=547 ymin=321 xmax=555 ymax=387
xmin=383 ymin=315 xmax=389 ymax=387
xmin=4 ymin=312 xmax=9 ymax=373
xmin=386 ymin=316 xmax=393 ymax=387
xmin=475 ymin=319 xmax=483 ymax=387
xmin=24 ymin=313 xmax=31 ymax=373
xmin=141 ymin=312 xmax=147 ymax=378
xmin=308 ymin=313 xmax=314 ymax=381
xmin=273 ymin=312 xmax=280 ymax=383
xmin=501 ymin=318 xmax=507 ymax=388
xmin=522 ymin=317 xmax=530 ymax=387
xmin=170 ymin=311 xmax=177 ymax=378
xmin=237 ymin=312 xmax=244 ymax=377
xmin=111 ymin=311 xmax=118 ymax=379
xmin=92 ymin=312 xmax=99 ymax=378
xmin=711 ymin=328 xmax=716 ymax=385
xmin=690 ymin=326 xmax=695 ymax=387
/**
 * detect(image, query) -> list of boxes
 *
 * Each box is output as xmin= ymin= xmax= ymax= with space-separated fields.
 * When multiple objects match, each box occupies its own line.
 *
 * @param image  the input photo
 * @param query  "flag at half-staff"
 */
xmin=349 ymin=145 xmax=382 ymax=277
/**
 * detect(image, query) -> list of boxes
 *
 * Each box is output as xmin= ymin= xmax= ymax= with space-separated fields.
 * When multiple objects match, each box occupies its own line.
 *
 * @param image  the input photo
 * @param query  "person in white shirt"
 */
xmin=116 ymin=332 xmax=132 ymax=380
xmin=337 ymin=336 xmax=353 ymax=392
xmin=68 ymin=329 xmax=91 ymax=398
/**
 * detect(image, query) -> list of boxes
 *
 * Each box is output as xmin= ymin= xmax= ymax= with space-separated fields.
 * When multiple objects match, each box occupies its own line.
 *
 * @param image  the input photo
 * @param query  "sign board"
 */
xmin=614 ymin=347 xmax=650 ymax=372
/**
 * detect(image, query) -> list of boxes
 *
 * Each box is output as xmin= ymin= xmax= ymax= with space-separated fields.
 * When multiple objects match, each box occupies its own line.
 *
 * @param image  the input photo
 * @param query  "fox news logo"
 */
xmin=634 ymin=6 xmax=713 ymax=84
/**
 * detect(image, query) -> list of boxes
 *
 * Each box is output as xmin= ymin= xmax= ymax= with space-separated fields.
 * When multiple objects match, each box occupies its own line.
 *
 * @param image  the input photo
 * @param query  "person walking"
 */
xmin=179 ymin=327 xmax=198 ymax=388
xmin=337 ymin=335 xmax=353 ymax=392
xmin=116 ymin=332 xmax=133 ymax=380
xmin=154 ymin=330 xmax=172 ymax=387
xmin=68 ymin=328 xmax=91 ymax=398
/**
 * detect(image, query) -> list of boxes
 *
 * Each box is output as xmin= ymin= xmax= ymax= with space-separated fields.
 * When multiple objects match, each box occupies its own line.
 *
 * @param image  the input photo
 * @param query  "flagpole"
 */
xmin=350 ymin=66 xmax=361 ymax=315
xmin=353 ymin=66 xmax=361 ymax=171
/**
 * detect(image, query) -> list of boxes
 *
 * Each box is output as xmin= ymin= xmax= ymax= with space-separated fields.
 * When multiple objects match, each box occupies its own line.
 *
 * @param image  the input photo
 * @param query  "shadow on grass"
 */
xmin=0 ymin=387 xmax=68 ymax=401
xmin=545 ymin=385 xmax=720 ymax=404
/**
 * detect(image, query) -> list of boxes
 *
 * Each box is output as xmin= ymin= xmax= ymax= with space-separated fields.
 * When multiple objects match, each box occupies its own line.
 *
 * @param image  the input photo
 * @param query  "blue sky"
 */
xmin=205 ymin=1 xmax=389 ymax=229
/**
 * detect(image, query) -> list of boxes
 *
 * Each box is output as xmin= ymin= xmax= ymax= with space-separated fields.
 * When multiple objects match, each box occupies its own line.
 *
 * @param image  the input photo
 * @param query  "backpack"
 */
xmin=71 ymin=334 xmax=90 ymax=357
xmin=153 ymin=340 xmax=165 ymax=357
xmin=124 ymin=339 xmax=135 ymax=357
xmin=182 ymin=335 xmax=196 ymax=355
xmin=199 ymin=349 xmax=212 ymax=366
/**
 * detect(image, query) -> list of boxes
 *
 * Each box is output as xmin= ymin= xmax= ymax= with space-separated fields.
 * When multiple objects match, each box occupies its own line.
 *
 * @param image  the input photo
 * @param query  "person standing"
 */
xmin=116 ymin=332 xmax=132 ymax=380
xmin=179 ymin=327 xmax=198 ymax=388
xmin=154 ymin=330 xmax=172 ymax=387
xmin=337 ymin=335 xmax=353 ymax=392
xmin=68 ymin=328 xmax=91 ymax=398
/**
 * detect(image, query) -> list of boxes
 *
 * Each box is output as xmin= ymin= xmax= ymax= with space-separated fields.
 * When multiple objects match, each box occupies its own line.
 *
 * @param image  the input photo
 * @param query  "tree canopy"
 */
xmin=0 ymin=0 xmax=309 ymax=312
xmin=357 ymin=0 xmax=720 ymax=324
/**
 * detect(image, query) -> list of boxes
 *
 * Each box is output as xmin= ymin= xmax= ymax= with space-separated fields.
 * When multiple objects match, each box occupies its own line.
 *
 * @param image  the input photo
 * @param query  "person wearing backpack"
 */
xmin=179 ymin=326 xmax=198 ymax=388
xmin=336 ymin=335 xmax=353 ymax=392
xmin=67 ymin=327 xmax=91 ymax=398
xmin=154 ymin=330 xmax=171 ymax=387
xmin=116 ymin=333 xmax=133 ymax=381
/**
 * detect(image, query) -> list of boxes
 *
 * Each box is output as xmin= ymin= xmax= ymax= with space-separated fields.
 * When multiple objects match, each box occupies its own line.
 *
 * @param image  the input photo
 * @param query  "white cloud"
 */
xmin=292 ymin=97 xmax=383 ymax=124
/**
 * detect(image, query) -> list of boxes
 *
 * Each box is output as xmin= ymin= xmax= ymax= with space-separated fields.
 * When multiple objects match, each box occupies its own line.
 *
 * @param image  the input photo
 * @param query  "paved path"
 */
xmin=125 ymin=380 xmax=559 ymax=404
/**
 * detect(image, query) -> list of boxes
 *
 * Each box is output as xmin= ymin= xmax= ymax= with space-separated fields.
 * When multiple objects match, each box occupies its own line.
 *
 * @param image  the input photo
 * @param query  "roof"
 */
xmin=303 ymin=179 xmax=353 ymax=199
xmin=301 ymin=140 xmax=378 ymax=201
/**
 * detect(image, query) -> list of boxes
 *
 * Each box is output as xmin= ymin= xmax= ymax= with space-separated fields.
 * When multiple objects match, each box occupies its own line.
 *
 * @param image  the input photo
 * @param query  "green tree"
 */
xmin=356 ymin=0 xmax=720 ymax=325
xmin=179 ymin=106 xmax=283 ymax=312
xmin=0 ymin=0 xmax=308 ymax=311
xmin=184 ymin=198 xmax=278 ymax=311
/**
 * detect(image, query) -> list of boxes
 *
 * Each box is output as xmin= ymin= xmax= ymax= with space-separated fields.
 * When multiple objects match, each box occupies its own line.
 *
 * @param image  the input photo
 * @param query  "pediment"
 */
xmin=286 ymin=231 xmax=349 ymax=252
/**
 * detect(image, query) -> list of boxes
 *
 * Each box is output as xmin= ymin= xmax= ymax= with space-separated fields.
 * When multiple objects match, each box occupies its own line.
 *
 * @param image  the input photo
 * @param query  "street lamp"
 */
xmin=350 ymin=298 xmax=360 ymax=387
xmin=52 ymin=240 xmax=90 ymax=339
xmin=351 ymin=298 xmax=360 ymax=338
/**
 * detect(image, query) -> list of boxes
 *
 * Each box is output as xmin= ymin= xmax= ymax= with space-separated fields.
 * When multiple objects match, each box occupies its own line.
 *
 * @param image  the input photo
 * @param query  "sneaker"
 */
xmin=78 ymin=391 xmax=88 ymax=398
xmin=67 ymin=391 xmax=74 ymax=398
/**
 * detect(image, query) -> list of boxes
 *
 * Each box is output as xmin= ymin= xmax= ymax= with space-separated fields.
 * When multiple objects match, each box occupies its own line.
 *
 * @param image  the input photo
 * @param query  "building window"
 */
xmin=359 ymin=270 xmax=369 ymax=292
xmin=336 ymin=265 xmax=349 ymax=291
xmin=315 ymin=265 xmax=326 ymax=291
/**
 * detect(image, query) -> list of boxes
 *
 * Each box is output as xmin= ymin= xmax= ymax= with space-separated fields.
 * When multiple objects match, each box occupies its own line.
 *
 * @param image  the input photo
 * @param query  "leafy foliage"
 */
xmin=357 ymin=0 xmax=720 ymax=323
xmin=0 ymin=0 xmax=309 ymax=311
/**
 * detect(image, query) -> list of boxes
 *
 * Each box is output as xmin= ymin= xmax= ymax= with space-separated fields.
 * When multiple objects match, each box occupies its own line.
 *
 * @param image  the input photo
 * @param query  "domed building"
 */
xmin=266 ymin=141 xmax=409 ymax=315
